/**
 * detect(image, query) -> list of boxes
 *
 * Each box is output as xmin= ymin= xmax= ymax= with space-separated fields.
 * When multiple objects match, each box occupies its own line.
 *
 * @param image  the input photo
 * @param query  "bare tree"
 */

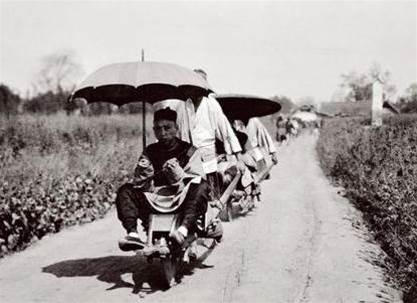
xmin=337 ymin=63 xmax=397 ymax=102
xmin=368 ymin=62 xmax=397 ymax=99
xmin=34 ymin=50 xmax=83 ymax=93
xmin=405 ymin=82 xmax=417 ymax=98
xmin=340 ymin=71 xmax=372 ymax=102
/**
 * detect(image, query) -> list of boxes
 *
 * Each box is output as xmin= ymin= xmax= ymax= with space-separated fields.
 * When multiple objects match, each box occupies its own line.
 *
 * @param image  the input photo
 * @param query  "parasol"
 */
xmin=69 ymin=61 xmax=212 ymax=147
xmin=291 ymin=111 xmax=318 ymax=122
xmin=214 ymin=94 xmax=281 ymax=121
xmin=69 ymin=61 xmax=212 ymax=105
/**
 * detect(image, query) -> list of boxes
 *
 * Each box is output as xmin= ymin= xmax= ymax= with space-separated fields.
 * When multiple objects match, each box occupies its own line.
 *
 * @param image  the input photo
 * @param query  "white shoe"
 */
xmin=127 ymin=232 xmax=141 ymax=239
xmin=118 ymin=232 xmax=146 ymax=251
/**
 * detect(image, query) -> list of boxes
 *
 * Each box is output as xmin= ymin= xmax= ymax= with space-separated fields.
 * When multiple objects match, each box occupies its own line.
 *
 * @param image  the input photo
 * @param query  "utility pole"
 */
xmin=141 ymin=48 xmax=146 ymax=148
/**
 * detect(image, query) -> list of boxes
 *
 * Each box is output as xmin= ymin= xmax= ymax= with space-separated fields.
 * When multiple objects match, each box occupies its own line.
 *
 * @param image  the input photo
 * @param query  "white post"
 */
xmin=372 ymin=80 xmax=383 ymax=126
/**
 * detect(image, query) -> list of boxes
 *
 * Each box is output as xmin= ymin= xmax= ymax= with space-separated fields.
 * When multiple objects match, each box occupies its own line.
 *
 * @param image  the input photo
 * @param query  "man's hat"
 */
xmin=154 ymin=107 xmax=177 ymax=122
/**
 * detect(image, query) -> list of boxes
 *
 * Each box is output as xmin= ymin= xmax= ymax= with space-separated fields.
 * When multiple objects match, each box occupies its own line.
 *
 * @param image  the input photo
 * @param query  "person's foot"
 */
xmin=187 ymin=241 xmax=198 ymax=261
xmin=118 ymin=232 xmax=146 ymax=251
xmin=170 ymin=226 xmax=188 ymax=245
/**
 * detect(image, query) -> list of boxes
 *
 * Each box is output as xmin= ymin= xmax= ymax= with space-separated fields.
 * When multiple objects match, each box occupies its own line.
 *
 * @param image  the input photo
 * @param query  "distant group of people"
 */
xmin=115 ymin=69 xmax=278 ymax=251
xmin=275 ymin=114 xmax=321 ymax=144
xmin=275 ymin=116 xmax=300 ymax=143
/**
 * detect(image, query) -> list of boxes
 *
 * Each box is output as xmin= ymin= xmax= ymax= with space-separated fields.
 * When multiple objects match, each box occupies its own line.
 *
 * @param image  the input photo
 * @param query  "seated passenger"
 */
xmin=115 ymin=107 xmax=222 ymax=251
xmin=216 ymin=122 xmax=256 ymax=193
xmin=220 ymin=118 xmax=275 ymax=186
xmin=153 ymin=69 xmax=244 ymax=201
xmin=231 ymin=118 xmax=278 ymax=171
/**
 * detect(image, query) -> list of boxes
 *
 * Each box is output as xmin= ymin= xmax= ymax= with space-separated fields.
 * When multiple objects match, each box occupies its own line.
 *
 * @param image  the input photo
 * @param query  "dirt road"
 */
xmin=0 ymin=134 xmax=402 ymax=303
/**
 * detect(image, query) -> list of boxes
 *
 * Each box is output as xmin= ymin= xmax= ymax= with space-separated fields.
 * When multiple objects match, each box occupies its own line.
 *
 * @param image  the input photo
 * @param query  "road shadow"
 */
xmin=43 ymin=255 xmax=167 ymax=295
xmin=42 ymin=245 xmax=216 ymax=296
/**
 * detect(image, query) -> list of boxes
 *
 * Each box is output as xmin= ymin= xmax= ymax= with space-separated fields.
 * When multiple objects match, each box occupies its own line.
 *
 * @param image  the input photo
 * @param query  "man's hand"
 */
xmin=236 ymin=160 xmax=246 ymax=173
xmin=163 ymin=158 xmax=185 ymax=184
xmin=234 ymin=152 xmax=247 ymax=172
xmin=271 ymin=152 xmax=278 ymax=165
xmin=133 ymin=155 xmax=155 ymax=189
xmin=163 ymin=158 xmax=180 ymax=170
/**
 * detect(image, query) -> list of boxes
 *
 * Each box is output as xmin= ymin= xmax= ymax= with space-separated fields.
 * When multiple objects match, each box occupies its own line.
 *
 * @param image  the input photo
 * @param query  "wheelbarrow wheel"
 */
xmin=161 ymin=255 xmax=178 ymax=288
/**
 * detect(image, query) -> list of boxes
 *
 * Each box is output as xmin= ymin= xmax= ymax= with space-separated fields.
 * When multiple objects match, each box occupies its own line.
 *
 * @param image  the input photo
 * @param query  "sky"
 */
xmin=0 ymin=0 xmax=416 ymax=103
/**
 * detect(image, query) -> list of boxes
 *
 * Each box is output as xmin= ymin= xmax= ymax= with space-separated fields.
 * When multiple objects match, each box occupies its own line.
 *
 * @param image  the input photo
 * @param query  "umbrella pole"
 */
xmin=142 ymin=100 xmax=146 ymax=148
xmin=141 ymin=49 xmax=146 ymax=148
xmin=184 ymin=99 xmax=193 ymax=145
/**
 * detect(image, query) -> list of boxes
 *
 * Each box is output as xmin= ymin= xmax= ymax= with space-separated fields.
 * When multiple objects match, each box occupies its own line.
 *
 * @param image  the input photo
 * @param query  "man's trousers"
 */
xmin=115 ymin=181 xmax=209 ymax=234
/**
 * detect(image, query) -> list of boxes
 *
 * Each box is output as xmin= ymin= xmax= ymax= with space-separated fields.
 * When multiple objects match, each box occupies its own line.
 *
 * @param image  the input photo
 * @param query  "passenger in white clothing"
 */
xmin=153 ymin=95 xmax=242 ymax=173
xmin=245 ymin=118 xmax=278 ymax=165
xmin=233 ymin=118 xmax=278 ymax=166
xmin=153 ymin=69 xmax=243 ymax=200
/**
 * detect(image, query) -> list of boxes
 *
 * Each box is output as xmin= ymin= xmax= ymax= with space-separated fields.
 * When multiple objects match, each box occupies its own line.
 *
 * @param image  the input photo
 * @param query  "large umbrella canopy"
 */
xmin=291 ymin=111 xmax=318 ymax=122
xmin=214 ymin=94 xmax=281 ymax=120
xmin=70 ymin=61 xmax=213 ymax=105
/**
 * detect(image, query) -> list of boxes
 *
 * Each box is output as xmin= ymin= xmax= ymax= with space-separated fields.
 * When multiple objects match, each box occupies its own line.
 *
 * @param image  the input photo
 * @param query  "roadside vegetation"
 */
xmin=0 ymin=113 xmax=153 ymax=257
xmin=317 ymin=114 xmax=417 ymax=302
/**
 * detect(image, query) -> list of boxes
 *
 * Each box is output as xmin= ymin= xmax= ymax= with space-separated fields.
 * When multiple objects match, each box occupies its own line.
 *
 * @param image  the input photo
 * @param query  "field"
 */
xmin=0 ymin=113 xmax=154 ymax=257
xmin=317 ymin=114 xmax=417 ymax=300
xmin=2 ymin=110 xmax=416 ymax=300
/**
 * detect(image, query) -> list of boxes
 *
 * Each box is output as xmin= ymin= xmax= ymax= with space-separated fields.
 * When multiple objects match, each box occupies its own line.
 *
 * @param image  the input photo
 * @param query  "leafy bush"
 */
xmin=0 ymin=84 xmax=22 ymax=116
xmin=401 ymin=99 xmax=417 ymax=114
xmin=23 ymin=90 xmax=70 ymax=114
xmin=317 ymin=115 xmax=417 ymax=301
xmin=0 ymin=113 xmax=153 ymax=257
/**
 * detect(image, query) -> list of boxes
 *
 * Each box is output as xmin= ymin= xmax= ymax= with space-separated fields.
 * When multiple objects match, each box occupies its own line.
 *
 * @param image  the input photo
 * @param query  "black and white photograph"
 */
xmin=0 ymin=1 xmax=416 ymax=302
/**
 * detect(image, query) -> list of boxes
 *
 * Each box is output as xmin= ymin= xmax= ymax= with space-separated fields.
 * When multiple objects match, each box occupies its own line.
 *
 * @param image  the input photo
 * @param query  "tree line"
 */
xmin=1 ymin=52 xmax=416 ymax=116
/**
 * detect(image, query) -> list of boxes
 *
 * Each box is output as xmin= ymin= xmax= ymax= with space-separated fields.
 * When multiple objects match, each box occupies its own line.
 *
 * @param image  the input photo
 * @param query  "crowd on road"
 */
xmin=69 ymin=62 xmax=320 ymax=286
xmin=275 ymin=114 xmax=321 ymax=144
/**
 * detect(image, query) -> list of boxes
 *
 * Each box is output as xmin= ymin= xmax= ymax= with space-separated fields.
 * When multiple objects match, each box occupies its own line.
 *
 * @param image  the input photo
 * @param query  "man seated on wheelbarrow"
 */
xmin=216 ymin=121 xmax=256 ymax=199
xmin=116 ymin=107 xmax=222 ymax=251
xmin=229 ymin=118 xmax=279 ymax=192
xmin=219 ymin=117 xmax=279 ymax=202
xmin=235 ymin=117 xmax=278 ymax=167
